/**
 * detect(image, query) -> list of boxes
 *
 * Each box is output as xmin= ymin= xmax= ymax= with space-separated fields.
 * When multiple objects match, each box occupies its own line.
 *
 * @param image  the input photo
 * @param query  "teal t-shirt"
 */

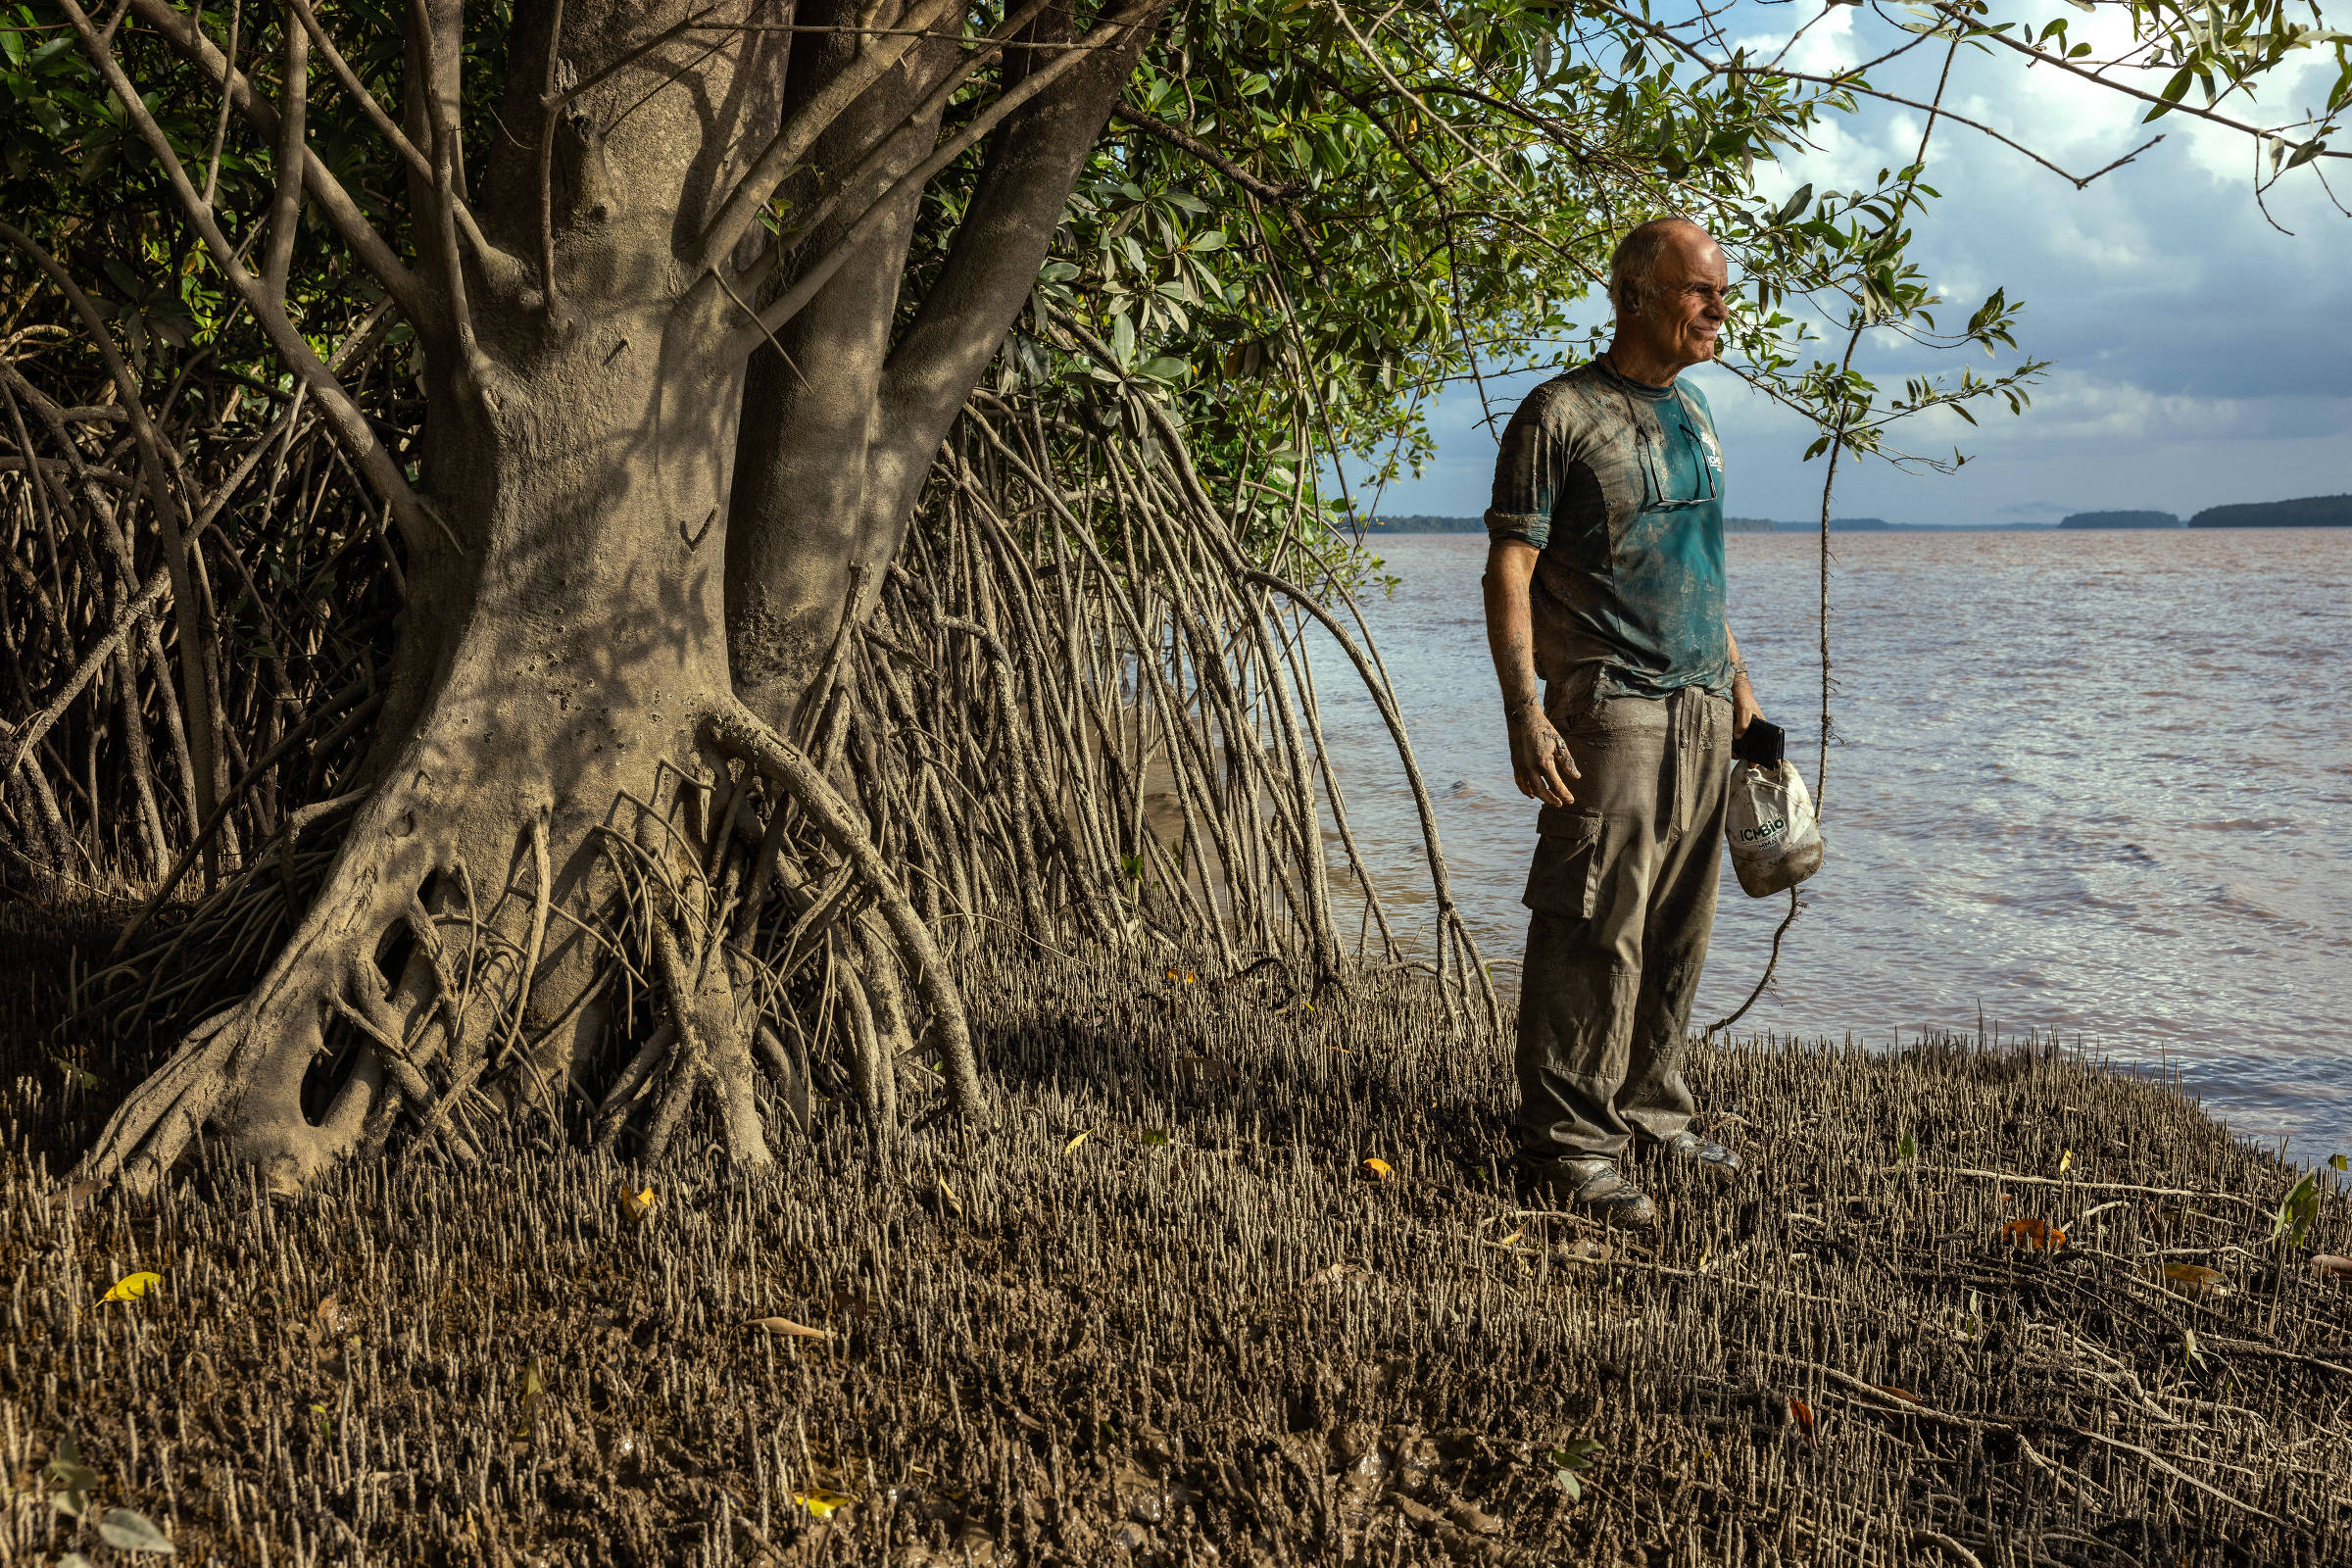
xmin=1484 ymin=361 xmax=1731 ymax=700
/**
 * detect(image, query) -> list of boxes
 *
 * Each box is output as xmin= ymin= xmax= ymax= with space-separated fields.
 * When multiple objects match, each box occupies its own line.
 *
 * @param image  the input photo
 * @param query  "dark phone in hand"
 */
xmin=1733 ymin=718 xmax=1786 ymax=769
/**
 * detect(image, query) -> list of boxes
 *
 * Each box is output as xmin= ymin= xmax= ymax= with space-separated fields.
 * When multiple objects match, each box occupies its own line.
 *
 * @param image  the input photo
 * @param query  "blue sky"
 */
xmin=1363 ymin=4 xmax=2352 ymax=526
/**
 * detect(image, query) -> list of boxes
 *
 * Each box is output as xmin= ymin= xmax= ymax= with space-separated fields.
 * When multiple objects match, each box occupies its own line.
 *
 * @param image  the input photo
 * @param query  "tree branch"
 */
xmin=878 ymin=2 xmax=1171 ymax=478
xmin=121 ymin=0 xmax=435 ymax=323
xmin=261 ymin=11 xmax=307 ymax=309
xmin=694 ymin=0 xmax=967 ymax=274
xmin=730 ymin=0 xmax=1162 ymax=356
xmin=58 ymin=0 xmax=441 ymax=555
xmin=1111 ymin=97 xmax=1327 ymax=281
xmin=734 ymin=0 xmax=1056 ymax=285
xmin=1932 ymin=0 xmax=2348 ymax=163
xmin=287 ymin=0 xmax=430 ymax=180
xmin=411 ymin=0 xmax=496 ymax=395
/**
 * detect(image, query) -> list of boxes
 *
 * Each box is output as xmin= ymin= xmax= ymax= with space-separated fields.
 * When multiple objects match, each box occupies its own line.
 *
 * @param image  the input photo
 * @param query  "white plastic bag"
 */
xmin=1725 ymin=760 xmax=1823 ymax=898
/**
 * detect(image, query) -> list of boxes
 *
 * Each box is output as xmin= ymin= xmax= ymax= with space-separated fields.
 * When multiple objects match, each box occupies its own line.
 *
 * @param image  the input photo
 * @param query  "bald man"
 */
xmin=1481 ymin=218 xmax=1760 ymax=1228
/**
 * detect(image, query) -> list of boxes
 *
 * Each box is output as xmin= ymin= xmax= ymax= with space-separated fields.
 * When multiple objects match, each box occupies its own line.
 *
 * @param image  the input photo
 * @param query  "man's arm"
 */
xmin=1726 ymin=622 xmax=1761 ymax=738
xmin=1483 ymin=539 xmax=1579 ymax=808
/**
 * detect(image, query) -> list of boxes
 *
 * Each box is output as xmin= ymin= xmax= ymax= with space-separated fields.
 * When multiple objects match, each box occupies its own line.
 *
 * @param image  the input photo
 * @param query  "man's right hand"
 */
xmin=1507 ymin=703 xmax=1580 ymax=808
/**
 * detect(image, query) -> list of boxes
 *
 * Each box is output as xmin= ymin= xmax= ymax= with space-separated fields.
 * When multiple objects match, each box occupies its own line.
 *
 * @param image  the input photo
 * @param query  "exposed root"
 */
xmin=708 ymin=699 xmax=987 ymax=1122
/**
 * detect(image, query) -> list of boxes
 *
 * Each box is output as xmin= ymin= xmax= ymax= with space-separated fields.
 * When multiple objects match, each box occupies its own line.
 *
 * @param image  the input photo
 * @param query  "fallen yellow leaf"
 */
xmin=2057 ymin=1149 xmax=2073 ymax=1176
xmin=747 ymin=1316 xmax=830 ymax=1339
xmin=99 ymin=1271 xmax=163 ymax=1304
xmin=617 ymin=1185 xmax=658 ymax=1221
xmin=1360 ymin=1157 xmax=1393 ymax=1182
xmin=1064 ymin=1130 xmax=1090 ymax=1154
xmin=794 ymin=1490 xmax=855 ymax=1517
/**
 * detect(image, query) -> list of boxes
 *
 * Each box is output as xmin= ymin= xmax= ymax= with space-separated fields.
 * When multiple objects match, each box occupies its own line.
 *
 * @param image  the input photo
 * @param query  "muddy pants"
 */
xmin=1516 ymin=685 xmax=1732 ymax=1161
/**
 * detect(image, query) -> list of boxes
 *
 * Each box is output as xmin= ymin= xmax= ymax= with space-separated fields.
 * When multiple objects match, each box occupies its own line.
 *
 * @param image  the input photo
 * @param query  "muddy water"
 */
xmin=1308 ymin=527 xmax=2352 ymax=1160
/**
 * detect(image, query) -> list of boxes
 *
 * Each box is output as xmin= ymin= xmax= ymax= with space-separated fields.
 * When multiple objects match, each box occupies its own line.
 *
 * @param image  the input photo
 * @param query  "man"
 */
xmin=1481 ymin=217 xmax=1759 ymax=1229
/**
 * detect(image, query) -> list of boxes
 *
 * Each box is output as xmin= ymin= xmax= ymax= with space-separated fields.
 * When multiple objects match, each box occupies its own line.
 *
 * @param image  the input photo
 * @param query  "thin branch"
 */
xmin=536 ymin=0 xmax=567 ymax=323
xmin=732 ymin=0 xmax=1160 ymax=354
xmin=1112 ymin=99 xmax=1329 ymax=281
xmin=261 ymin=10 xmax=307 ymax=309
xmin=58 ymin=0 xmax=440 ymax=553
xmin=1934 ymin=0 xmax=2349 ymax=163
xmin=288 ymin=0 xmax=429 ymax=180
xmin=694 ymin=0 xmax=967 ymax=273
xmin=122 ymin=0 xmax=434 ymax=322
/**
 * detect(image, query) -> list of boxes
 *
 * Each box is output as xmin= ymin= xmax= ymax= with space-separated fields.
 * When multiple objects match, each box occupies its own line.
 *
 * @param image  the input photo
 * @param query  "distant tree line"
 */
xmin=2062 ymin=496 xmax=2352 ymax=528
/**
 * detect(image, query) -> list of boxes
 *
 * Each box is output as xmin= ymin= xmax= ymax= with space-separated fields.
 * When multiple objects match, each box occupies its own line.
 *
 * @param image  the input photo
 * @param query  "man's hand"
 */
xmin=1732 ymin=675 xmax=1762 ymax=740
xmin=1507 ymin=703 xmax=1580 ymax=808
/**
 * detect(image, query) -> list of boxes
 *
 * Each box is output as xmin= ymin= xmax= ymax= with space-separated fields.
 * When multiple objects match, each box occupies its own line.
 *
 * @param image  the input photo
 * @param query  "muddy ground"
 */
xmin=1 ymin=901 xmax=2347 ymax=1566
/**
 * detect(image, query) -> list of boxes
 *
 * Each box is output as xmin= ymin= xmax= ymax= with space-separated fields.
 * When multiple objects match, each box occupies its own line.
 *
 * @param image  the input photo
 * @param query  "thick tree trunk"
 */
xmin=726 ymin=0 xmax=1166 ymax=727
xmin=87 ymin=289 xmax=764 ymax=1190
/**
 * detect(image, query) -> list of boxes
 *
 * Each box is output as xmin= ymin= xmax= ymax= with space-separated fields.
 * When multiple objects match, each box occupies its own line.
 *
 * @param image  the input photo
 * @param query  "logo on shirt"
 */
xmin=1697 ymin=427 xmax=1724 ymax=473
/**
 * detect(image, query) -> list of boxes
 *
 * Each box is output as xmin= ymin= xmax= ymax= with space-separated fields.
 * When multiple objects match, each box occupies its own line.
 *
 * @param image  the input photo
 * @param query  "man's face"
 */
xmin=1631 ymin=230 xmax=1731 ymax=372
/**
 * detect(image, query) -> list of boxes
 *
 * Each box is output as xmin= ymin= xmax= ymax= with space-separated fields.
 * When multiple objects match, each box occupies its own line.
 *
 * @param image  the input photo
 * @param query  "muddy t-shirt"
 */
xmin=1484 ymin=361 xmax=1732 ymax=701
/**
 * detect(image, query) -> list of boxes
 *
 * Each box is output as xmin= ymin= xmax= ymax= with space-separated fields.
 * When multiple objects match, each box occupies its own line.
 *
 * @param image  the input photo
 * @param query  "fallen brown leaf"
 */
xmin=49 ymin=1179 xmax=102 ymax=1212
xmin=1999 ymin=1216 xmax=2066 ymax=1250
xmin=1788 ymin=1397 xmax=1817 ymax=1447
xmin=747 ymin=1316 xmax=830 ymax=1339
xmin=2161 ymin=1262 xmax=2227 ymax=1294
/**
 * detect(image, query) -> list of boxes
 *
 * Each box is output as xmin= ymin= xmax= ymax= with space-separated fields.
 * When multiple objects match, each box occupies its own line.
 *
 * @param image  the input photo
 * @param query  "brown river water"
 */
xmin=1307 ymin=526 xmax=2352 ymax=1162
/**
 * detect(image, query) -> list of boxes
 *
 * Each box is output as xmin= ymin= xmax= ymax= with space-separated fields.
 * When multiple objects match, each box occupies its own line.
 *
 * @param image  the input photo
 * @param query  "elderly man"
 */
xmin=1481 ymin=217 xmax=1759 ymax=1228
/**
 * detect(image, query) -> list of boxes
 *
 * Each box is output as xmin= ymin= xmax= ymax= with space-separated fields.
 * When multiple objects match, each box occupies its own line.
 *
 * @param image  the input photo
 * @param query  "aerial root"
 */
xmin=79 ymin=1004 xmax=241 ymax=1193
xmin=705 ymin=699 xmax=987 ymax=1122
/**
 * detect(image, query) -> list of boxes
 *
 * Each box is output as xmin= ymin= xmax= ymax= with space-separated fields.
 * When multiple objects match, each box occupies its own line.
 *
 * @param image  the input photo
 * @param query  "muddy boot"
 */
xmin=1525 ymin=1157 xmax=1658 ymax=1231
xmin=1654 ymin=1130 xmax=1746 ymax=1180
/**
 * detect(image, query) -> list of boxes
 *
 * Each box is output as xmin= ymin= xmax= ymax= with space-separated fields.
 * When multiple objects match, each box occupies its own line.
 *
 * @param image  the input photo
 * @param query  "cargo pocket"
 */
xmin=1522 ymin=812 xmax=1606 ymax=919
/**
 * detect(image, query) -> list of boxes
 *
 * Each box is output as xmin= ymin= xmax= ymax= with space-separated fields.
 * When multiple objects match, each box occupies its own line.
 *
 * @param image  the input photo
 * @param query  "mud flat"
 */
xmin=1 ymin=906 xmax=2346 ymax=1566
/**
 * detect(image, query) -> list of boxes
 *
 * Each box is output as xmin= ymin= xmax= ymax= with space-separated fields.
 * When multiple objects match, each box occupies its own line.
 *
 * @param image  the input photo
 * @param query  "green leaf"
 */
xmin=2275 ymin=1172 xmax=2319 ymax=1248
xmin=97 ymin=1506 xmax=176 ymax=1553
xmin=2328 ymin=1153 xmax=2347 ymax=1173
xmin=1110 ymin=311 xmax=1137 ymax=369
xmin=1895 ymin=1129 xmax=1916 ymax=1165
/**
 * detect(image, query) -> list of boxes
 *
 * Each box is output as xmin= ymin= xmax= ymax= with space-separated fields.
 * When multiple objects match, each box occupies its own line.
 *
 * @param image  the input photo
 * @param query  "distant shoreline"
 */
xmin=1358 ymin=493 xmax=2352 ymax=534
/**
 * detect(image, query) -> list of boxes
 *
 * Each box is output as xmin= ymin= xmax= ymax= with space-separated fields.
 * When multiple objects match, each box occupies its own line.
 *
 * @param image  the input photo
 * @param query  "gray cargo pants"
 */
xmin=1516 ymin=683 xmax=1731 ymax=1161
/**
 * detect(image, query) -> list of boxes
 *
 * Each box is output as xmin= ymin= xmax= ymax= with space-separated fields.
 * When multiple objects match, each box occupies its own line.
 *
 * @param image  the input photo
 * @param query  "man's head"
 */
xmin=1607 ymin=219 xmax=1729 ymax=381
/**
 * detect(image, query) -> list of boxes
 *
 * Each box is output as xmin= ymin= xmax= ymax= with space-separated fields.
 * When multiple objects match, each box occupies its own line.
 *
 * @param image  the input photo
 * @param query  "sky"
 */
xmin=1361 ymin=3 xmax=2352 ymax=526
